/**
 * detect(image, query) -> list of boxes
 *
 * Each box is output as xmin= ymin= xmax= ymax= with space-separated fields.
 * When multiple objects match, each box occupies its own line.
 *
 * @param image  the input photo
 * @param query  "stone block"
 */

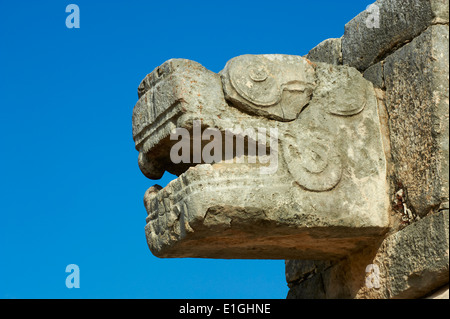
xmin=381 ymin=209 xmax=449 ymax=298
xmin=306 ymin=38 xmax=342 ymax=65
xmin=363 ymin=62 xmax=384 ymax=89
xmin=285 ymin=260 xmax=332 ymax=286
xmin=384 ymin=24 xmax=449 ymax=216
xmin=286 ymin=209 xmax=449 ymax=299
xmin=342 ymin=0 xmax=449 ymax=71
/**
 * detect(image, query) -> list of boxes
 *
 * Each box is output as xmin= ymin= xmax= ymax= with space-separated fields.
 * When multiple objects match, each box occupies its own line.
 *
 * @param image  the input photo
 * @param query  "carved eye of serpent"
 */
xmin=228 ymin=55 xmax=281 ymax=107
xmin=283 ymin=131 xmax=342 ymax=192
xmin=248 ymin=64 xmax=268 ymax=82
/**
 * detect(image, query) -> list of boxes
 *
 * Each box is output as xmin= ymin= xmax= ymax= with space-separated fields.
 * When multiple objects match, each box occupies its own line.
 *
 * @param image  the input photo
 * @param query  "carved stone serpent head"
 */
xmin=132 ymin=55 xmax=389 ymax=259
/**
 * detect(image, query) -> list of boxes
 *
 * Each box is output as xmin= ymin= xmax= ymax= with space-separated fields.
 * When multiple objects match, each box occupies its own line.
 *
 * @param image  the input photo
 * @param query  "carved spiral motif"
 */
xmin=248 ymin=64 xmax=268 ymax=82
xmin=228 ymin=55 xmax=281 ymax=107
xmin=283 ymin=130 xmax=342 ymax=192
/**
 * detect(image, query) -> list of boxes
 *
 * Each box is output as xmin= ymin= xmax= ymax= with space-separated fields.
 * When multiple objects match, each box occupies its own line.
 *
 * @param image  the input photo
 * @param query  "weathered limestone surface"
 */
xmin=306 ymin=38 xmax=342 ymax=65
xmin=132 ymin=55 xmax=390 ymax=259
xmin=380 ymin=209 xmax=449 ymax=298
xmin=285 ymin=259 xmax=332 ymax=287
xmin=132 ymin=59 xmax=227 ymax=180
xmin=363 ymin=62 xmax=384 ymax=89
xmin=342 ymin=0 xmax=449 ymax=71
xmin=287 ymin=209 xmax=449 ymax=299
xmin=221 ymin=54 xmax=316 ymax=121
xmin=384 ymin=24 xmax=449 ymax=217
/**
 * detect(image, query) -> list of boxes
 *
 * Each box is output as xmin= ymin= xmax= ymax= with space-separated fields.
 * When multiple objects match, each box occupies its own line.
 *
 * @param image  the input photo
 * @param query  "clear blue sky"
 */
xmin=0 ymin=0 xmax=371 ymax=299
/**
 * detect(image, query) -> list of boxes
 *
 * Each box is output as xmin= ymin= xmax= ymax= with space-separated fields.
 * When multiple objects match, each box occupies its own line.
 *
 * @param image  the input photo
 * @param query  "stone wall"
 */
xmin=287 ymin=0 xmax=449 ymax=299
